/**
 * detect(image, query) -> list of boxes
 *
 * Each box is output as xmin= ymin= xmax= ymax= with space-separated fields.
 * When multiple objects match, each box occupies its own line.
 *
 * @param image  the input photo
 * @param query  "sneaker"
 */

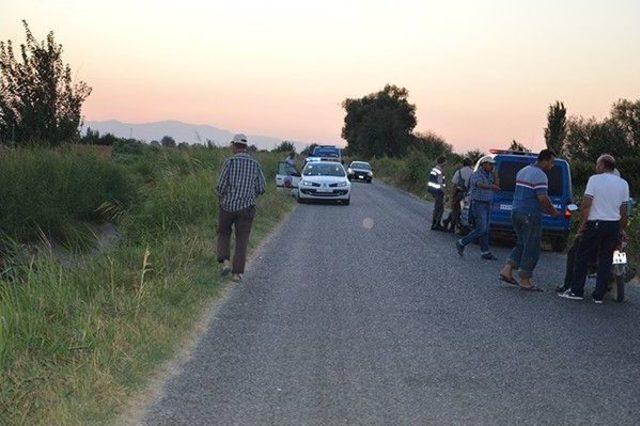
xmin=593 ymin=298 xmax=603 ymax=304
xmin=558 ymin=290 xmax=584 ymax=301
xmin=231 ymin=273 xmax=243 ymax=282
xmin=456 ymin=240 xmax=465 ymax=257
xmin=481 ymin=253 xmax=498 ymax=261
xmin=220 ymin=260 xmax=231 ymax=277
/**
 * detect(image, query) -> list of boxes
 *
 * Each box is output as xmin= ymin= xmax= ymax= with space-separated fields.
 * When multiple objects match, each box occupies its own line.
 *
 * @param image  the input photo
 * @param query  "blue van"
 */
xmin=460 ymin=150 xmax=574 ymax=252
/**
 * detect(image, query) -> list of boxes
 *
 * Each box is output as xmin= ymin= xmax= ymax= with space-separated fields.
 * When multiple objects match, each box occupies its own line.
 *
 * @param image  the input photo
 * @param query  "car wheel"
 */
xmin=343 ymin=198 xmax=350 ymax=205
xmin=297 ymin=196 xmax=306 ymax=204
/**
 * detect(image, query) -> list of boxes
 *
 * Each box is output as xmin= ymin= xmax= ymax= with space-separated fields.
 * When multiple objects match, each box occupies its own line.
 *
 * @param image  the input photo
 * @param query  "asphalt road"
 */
xmin=144 ymin=181 xmax=640 ymax=425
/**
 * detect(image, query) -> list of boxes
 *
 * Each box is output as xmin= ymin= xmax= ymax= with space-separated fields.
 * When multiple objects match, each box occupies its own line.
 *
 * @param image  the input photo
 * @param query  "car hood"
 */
xmin=301 ymin=175 xmax=349 ymax=184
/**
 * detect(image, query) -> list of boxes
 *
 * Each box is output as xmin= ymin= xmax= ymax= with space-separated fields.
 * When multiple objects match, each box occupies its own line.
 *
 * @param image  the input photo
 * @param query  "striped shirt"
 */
xmin=468 ymin=169 xmax=495 ymax=202
xmin=512 ymin=164 xmax=548 ymax=215
xmin=217 ymin=153 xmax=266 ymax=212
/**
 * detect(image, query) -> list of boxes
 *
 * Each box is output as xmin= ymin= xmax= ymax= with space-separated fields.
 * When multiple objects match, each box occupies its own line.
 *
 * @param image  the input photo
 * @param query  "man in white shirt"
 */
xmin=559 ymin=154 xmax=630 ymax=303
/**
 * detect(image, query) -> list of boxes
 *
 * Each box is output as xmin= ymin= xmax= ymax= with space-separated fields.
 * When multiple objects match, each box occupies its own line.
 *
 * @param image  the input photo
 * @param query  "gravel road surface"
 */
xmin=144 ymin=181 xmax=640 ymax=425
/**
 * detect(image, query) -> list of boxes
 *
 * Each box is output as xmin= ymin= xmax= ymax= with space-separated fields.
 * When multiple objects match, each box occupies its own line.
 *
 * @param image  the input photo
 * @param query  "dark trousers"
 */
xmin=216 ymin=206 xmax=256 ymax=274
xmin=432 ymin=191 xmax=445 ymax=225
xmin=571 ymin=220 xmax=620 ymax=299
xmin=564 ymin=237 xmax=580 ymax=287
xmin=445 ymin=190 xmax=465 ymax=229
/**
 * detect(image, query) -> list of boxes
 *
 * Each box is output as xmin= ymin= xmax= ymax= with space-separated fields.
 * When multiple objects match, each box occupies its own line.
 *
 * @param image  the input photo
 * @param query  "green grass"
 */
xmin=0 ymin=145 xmax=294 ymax=424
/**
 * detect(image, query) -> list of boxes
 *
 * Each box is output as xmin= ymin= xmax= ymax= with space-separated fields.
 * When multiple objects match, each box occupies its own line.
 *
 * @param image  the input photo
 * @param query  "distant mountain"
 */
xmin=82 ymin=119 xmax=308 ymax=151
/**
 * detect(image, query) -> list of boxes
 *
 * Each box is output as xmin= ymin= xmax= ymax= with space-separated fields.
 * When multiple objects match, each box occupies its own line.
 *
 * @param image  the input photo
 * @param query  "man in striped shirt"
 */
xmin=216 ymin=133 xmax=266 ymax=282
xmin=499 ymin=149 xmax=560 ymax=291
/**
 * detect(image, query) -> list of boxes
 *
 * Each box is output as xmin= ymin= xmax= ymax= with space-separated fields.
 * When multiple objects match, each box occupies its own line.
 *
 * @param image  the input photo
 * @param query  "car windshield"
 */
xmin=303 ymin=163 xmax=345 ymax=177
xmin=351 ymin=162 xmax=371 ymax=170
xmin=498 ymin=160 xmax=563 ymax=196
xmin=312 ymin=147 xmax=339 ymax=158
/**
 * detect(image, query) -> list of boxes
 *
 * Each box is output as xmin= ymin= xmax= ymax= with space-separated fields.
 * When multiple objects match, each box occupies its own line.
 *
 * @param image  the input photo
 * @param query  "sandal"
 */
xmin=520 ymin=285 xmax=543 ymax=292
xmin=499 ymin=275 xmax=519 ymax=286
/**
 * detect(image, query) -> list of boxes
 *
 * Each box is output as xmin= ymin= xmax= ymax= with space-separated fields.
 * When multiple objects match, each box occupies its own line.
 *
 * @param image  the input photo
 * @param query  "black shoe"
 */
xmin=555 ymin=284 xmax=570 ymax=293
xmin=481 ymin=253 xmax=498 ymax=261
xmin=456 ymin=240 xmax=465 ymax=257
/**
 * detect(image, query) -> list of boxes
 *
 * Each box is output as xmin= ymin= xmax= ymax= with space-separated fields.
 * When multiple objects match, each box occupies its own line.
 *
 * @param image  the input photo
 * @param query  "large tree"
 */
xmin=610 ymin=98 xmax=640 ymax=150
xmin=544 ymin=101 xmax=567 ymax=154
xmin=0 ymin=21 xmax=91 ymax=145
xmin=342 ymin=84 xmax=417 ymax=158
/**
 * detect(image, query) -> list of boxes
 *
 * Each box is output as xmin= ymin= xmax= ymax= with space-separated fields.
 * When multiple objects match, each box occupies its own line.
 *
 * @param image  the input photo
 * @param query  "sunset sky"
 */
xmin=2 ymin=0 xmax=639 ymax=152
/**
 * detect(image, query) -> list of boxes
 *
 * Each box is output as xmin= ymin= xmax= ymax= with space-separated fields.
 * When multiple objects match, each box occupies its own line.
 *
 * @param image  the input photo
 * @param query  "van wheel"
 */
xmin=551 ymin=236 xmax=568 ymax=252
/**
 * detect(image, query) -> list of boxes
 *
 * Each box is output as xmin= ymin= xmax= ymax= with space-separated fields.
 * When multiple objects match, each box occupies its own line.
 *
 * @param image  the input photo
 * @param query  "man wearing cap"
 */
xmin=559 ymin=154 xmax=629 ymax=303
xmin=499 ymin=149 xmax=560 ymax=291
xmin=216 ymin=134 xmax=266 ymax=282
xmin=456 ymin=157 xmax=500 ymax=259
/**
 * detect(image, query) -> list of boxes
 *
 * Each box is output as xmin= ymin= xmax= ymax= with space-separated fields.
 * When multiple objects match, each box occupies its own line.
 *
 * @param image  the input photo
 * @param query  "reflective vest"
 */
xmin=428 ymin=166 xmax=445 ymax=192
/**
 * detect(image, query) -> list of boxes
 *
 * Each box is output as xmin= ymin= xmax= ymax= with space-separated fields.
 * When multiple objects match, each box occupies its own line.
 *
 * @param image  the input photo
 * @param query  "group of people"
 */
xmin=429 ymin=149 xmax=630 ymax=301
xmin=214 ymin=133 xmax=631 ymax=303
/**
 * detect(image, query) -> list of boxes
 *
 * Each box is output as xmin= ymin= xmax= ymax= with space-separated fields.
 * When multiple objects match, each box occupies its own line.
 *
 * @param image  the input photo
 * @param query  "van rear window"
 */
xmin=498 ymin=161 xmax=563 ymax=196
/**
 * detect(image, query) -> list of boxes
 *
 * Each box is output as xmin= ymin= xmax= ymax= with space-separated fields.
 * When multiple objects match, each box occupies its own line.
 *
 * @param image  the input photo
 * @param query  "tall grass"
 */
xmin=0 ymin=147 xmax=135 ymax=242
xmin=0 ymin=145 xmax=293 ymax=424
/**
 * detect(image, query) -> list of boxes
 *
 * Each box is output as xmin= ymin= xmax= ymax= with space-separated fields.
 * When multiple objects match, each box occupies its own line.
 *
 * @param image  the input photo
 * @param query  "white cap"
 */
xmin=480 ymin=157 xmax=496 ymax=164
xmin=231 ymin=133 xmax=248 ymax=145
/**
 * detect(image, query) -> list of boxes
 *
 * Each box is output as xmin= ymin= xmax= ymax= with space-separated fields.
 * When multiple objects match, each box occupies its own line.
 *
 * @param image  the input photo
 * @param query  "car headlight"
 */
xmin=301 ymin=180 xmax=315 ymax=186
xmin=336 ymin=181 xmax=348 ymax=187
xmin=367 ymin=171 xmax=373 ymax=175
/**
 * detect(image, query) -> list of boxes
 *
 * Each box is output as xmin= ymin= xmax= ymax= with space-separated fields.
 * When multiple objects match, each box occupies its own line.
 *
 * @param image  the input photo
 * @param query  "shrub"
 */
xmin=0 ymin=148 xmax=135 ymax=242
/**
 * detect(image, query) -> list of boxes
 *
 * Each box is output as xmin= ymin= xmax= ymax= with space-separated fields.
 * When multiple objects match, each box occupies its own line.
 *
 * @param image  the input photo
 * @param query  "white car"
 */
xmin=297 ymin=161 xmax=351 ymax=205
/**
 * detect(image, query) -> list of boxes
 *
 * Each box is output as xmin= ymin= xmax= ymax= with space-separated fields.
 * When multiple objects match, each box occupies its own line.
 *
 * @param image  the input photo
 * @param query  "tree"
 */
xmin=342 ymin=84 xmax=417 ymax=158
xmin=509 ymin=140 xmax=530 ymax=152
xmin=564 ymin=117 xmax=628 ymax=162
xmin=610 ymin=98 xmax=640 ymax=150
xmin=544 ymin=101 xmax=567 ymax=154
xmin=160 ymin=135 xmax=176 ymax=148
xmin=178 ymin=141 xmax=189 ymax=149
xmin=465 ymin=149 xmax=485 ymax=164
xmin=0 ymin=20 xmax=92 ymax=145
xmin=150 ymin=140 xmax=161 ymax=147
xmin=273 ymin=140 xmax=295 ymax=153
xmin=411 ymin=131 xmax=452 ymax=158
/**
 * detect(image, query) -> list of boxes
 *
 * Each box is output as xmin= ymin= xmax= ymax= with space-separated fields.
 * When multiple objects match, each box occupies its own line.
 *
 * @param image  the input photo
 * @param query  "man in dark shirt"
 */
xmin=216 ymin=133 xmax=266 ymax=282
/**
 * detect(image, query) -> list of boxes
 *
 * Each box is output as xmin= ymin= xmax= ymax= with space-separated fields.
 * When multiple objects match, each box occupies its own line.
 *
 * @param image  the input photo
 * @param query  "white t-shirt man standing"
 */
xmin=559 ymin=154 xmax=630 ymax=303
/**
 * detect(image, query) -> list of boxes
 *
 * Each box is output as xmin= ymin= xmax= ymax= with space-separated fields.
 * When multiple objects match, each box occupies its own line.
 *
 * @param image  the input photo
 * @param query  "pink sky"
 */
xmin=2 ymin=0 xmax=639 ymax=152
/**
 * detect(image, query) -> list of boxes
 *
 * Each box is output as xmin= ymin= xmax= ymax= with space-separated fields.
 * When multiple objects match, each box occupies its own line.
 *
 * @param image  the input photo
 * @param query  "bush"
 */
xmin=0 ymin=148 xmax=135 ymax=242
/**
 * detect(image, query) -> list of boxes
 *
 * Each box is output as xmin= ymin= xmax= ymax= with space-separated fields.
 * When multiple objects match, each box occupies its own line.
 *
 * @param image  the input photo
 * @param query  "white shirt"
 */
xmin=452 ymin=166 xmax=473 ymax=189
xmin=584 ymin=172 xmax=630 ymax=221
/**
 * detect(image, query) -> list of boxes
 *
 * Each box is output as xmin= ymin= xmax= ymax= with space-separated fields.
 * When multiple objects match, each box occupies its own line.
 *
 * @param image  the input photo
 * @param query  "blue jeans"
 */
xmin=460 ymin=201 xmax=491 ymax=253
xmin=509 ymin=211 xmax=542 ymax=279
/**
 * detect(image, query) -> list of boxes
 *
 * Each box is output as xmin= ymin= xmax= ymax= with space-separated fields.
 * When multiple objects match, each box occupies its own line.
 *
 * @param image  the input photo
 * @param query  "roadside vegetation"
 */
xmin=0 ymin=22 xmax=294 ymax=424
xmin=0 ymin=144 xmax=293 ymax=424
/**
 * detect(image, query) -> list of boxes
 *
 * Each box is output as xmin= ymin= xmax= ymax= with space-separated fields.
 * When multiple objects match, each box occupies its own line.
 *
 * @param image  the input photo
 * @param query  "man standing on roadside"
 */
xmin=559 ymin=154 xmax=629 ymax=303
xmin=216 ymin=133 xmax=266 ymax=282
xmin=444 ymin=157 xmax=474 ymax=232
xmin=499 ymin=149 xmax=560 ymax=291
xmin=428 ymin=156 xmax=447 ymax=231
xmin=456 ymin=157 xmax=500 ymax=260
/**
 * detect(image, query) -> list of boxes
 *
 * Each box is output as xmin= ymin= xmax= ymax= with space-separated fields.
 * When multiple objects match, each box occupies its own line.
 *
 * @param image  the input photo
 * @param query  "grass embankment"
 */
xmin=0 ymin=144 xmax=293 ymax=424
